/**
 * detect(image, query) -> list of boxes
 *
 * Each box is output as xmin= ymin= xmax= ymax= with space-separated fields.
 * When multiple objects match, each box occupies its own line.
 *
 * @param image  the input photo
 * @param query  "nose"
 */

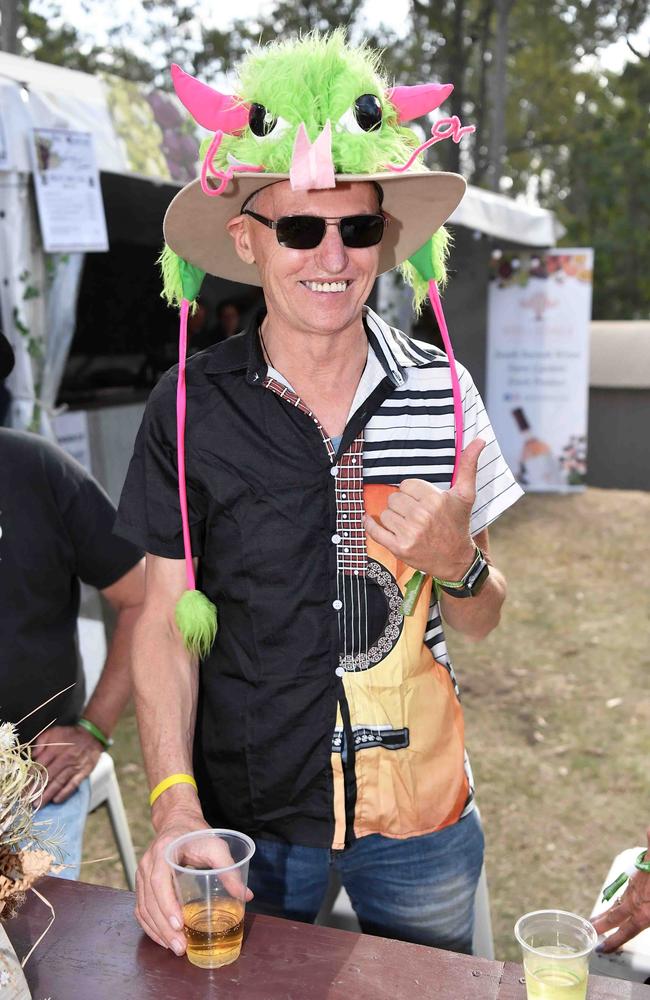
xmin=314 ymin=222 xmax=349 ymax=274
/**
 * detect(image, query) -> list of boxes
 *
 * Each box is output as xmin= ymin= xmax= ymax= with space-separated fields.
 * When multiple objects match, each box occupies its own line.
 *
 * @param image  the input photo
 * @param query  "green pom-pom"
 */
xmin=400 ymin=228 xmax=452 ymax=315
xmin=175 ymin=589 xmax=218 ymax=659
xmin=158 ymin=245 xmax=205 ymax=309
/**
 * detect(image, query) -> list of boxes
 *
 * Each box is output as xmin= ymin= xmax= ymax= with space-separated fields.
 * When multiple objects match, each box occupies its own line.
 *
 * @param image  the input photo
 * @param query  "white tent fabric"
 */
xmin=0 ymin=72 xmax=88 ymax=432
xmin=0 ymin=172 xmax=44 ymax=430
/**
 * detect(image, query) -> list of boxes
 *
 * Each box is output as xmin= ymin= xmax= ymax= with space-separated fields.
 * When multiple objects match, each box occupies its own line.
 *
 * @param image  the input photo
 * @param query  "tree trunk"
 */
xmin=0 ymin=0 xmax=20 ymax=54
xmin=486 ymin=0 xmax=514 ymax=191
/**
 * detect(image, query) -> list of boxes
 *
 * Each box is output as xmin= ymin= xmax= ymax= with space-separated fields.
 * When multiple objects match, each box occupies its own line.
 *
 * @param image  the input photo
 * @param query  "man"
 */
xmin=115 ymin=33 xmax=522 ymax=956
xmin=0 ymin=331 xmax=145 ymax=877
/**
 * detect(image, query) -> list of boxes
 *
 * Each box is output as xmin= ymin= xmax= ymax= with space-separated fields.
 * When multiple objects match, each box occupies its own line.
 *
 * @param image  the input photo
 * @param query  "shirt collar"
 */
xmin=203 ymin=304 xmax=445 ymax=384
xmin=204 ymin=307 xmax=267 ymax=384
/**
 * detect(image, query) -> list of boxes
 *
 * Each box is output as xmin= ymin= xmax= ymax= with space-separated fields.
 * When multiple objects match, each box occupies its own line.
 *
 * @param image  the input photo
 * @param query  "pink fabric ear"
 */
xmin=290 ymin=121 xmax=336 ymax=191
xmin=387 ymin=83 xmax=454 ymax=123
xmin=171 ymin=64 xmax=249 ymax=135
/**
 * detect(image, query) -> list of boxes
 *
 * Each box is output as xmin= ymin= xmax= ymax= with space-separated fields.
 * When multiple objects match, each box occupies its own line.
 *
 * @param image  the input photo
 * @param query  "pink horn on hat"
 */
xmin=171 ymin=63 xmax=249 ymax=134
xmin=387 ymin=82 xmax=454 ymax=123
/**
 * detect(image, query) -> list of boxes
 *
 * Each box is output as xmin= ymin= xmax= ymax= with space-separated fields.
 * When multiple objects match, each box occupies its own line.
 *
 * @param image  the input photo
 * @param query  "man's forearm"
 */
xmin=133 ymin=609 xmax=202 ymax=830
xmin=438 ymin=564 xmax=507 ymax=641
xmin=82 ymin=604 xmax=139 ymax=738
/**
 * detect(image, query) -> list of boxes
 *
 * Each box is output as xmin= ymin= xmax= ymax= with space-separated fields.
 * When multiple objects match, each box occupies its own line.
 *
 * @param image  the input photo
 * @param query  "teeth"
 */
xmin=303 ymin=281 xmax=348 ymax=293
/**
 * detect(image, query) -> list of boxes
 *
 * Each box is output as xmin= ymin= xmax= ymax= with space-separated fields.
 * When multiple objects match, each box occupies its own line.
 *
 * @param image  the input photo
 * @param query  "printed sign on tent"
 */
xmin=486 ymin=249 xmax=593 ymax=492
xmin=29 ymin=128 xmax=108 ymax=252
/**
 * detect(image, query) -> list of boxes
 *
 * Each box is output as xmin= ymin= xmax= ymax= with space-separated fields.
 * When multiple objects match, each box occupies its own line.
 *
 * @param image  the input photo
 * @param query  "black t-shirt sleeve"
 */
xmin=45 ymin=441 xmax=143 ymax=590
xmin=114 ymin=373 xmax=206 ymax=559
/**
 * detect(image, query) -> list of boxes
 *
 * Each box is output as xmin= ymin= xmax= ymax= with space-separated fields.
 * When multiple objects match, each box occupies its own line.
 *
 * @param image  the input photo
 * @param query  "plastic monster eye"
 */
xmin=335 ymin=94 xmax=383 ymax=135
xmin=248 ymin=103 xmax=290 ymax=140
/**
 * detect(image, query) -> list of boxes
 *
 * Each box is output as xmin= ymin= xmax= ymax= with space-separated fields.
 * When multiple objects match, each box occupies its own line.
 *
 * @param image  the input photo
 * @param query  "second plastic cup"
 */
xmin=514 ymin=909 xmax=598 ymax=999
xmin=165 ymin=828 xmax=256 ymax=969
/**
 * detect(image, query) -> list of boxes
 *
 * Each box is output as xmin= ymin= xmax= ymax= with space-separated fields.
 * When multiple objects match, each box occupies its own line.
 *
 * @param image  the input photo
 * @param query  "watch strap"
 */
xmin=437 ymin=546 xmax=489 ymax=598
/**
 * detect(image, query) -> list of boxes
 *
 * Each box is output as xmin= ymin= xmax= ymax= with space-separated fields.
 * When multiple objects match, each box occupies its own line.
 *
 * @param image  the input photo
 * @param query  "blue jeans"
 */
xmin=32 ymin=778 xmax=91 ymax=880
xmin=247 ymin=810 xmax=484 ymax=954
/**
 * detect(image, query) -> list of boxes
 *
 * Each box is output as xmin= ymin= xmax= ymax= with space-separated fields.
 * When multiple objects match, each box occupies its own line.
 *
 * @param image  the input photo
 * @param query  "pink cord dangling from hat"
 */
xmin=401 ymin=278 xmax=464 ymax=616
xmin=173 ymin=296 xmax=218 ymax=657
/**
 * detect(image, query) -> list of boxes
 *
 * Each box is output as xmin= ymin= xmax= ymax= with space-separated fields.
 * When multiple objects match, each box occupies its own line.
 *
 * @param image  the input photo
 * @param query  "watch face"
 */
xmin=469 ymin=560 xmax=490 ymax=596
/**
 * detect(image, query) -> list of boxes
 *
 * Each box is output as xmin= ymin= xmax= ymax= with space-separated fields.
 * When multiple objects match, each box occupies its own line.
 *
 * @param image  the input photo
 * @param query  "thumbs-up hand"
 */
xmin=364 ymin=438 xmax=486 ymax=580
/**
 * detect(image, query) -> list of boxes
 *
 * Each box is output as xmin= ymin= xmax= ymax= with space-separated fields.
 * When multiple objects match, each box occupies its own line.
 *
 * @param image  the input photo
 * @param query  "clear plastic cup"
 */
xmin=165 ymin=828 xmax=256 ymax=969
xmin=514 ymin=909 xmax=598 ymax=1000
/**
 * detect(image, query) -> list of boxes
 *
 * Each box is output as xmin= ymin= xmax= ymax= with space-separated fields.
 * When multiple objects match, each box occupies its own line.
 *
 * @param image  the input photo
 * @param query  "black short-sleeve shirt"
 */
xmin=115 ymin=308 xmax=521 ymax=849
xmin=0 ymin=429 xmax=143 ymax=744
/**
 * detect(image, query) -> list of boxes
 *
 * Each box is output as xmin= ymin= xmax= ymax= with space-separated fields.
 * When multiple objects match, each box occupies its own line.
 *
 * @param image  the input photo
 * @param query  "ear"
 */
xmin=226 ymin=215 xmax=256 ymax=265
xmin=386 ymin=83 xmax=454 ymax=123
xmin=171 ymin=64 xmax=249 ymax=134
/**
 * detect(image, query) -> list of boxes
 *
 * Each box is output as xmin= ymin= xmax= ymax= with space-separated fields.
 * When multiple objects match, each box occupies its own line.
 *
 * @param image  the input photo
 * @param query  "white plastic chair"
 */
xmin=78 ymin=615 xmax=138 ymax=891
xmin=316 ymin=861 xmax=494 ymax=957
xmin=88 ymin=752 xmax=138 ymax=891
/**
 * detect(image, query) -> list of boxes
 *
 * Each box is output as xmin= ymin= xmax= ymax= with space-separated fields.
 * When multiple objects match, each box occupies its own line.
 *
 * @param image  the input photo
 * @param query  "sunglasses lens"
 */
xmin=276 ymin=216 xmax=325 ymax=249
xmin=340 ymin=215 xmax=385 ymax=248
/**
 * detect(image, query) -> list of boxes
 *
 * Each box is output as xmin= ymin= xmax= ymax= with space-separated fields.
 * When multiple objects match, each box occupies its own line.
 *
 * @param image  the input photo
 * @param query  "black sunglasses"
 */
xmin=242 ymin=209 xmax=388 ymax=250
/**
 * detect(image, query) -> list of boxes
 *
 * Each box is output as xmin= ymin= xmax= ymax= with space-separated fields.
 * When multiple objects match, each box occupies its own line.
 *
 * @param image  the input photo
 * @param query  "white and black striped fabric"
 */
xmin=362 ymin=306 xmax=523 ymax=694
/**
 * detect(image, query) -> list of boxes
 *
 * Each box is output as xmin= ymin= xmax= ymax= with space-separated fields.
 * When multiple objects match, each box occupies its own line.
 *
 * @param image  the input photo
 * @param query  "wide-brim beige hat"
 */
xmin=164 ymin=170 xmax=466 ymax=287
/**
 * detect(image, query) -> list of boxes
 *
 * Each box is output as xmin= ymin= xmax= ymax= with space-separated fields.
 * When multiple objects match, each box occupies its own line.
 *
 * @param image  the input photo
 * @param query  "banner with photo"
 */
xmin=486 ymin=249 xmax=593 ymax=492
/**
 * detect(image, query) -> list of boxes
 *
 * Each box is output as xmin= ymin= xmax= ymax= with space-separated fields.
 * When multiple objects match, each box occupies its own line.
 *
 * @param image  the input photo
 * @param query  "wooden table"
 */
xmin=5 ymin=878 xmax=650 ymax=999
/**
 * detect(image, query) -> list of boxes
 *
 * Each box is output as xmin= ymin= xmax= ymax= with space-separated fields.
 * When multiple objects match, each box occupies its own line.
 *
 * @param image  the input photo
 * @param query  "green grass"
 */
xmin=83 ymin=487 xmax=650 ymax=961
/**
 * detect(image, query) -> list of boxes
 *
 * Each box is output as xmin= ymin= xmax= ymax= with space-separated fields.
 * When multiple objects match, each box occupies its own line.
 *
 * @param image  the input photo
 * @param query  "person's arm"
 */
xmin=437 ymin=527 xmax=507 ymax=641
xmin=365 ymin=438 xmax=507 ymax=641
xmin=132 ymin=554 xmax=204 ymax=954
xmin=130 ymin=555 xmax=250 ymax=957
xmin=592 ymin=829 xmax=650 ymax=951
xmin=32 ymin=559 xmax=145 ymax=804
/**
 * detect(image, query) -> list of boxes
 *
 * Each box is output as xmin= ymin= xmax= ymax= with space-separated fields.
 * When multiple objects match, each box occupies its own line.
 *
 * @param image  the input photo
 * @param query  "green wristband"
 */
xmin=77 ymin=717 xmax=113 ymax=750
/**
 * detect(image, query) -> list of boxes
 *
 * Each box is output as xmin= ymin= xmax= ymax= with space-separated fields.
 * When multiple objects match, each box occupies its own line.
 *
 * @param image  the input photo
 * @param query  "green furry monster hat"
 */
xmin=163 ymin=30 xmax=475 ymax=655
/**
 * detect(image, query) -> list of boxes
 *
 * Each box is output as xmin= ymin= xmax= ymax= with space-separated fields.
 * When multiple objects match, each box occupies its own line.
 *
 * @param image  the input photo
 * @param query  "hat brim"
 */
xmin=163 ymin=171 xmax=466 ymax=287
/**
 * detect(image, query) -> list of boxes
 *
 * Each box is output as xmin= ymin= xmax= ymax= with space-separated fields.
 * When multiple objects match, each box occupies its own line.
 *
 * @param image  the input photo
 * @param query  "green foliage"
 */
xmin=554 ymin=57 xmax=650 ymax=319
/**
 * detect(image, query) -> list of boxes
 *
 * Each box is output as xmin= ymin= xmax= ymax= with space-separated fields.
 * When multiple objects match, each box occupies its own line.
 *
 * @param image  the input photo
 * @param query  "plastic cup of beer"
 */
xmin=514 ymin=909 xmax=598 ymax=1000
xmin=165 ymin=828 xmax=256 ymax=969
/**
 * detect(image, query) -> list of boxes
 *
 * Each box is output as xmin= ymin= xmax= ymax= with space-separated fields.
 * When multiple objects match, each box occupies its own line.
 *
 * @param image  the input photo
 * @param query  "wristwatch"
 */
xmin=438 ymin=546 xmax=490 ymax=598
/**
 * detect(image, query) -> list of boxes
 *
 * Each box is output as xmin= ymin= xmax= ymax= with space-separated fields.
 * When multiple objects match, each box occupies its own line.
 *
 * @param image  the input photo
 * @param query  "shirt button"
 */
xmin=341 ymin=492 xmax=347 ymax=499
xmin=335 ymin=666 xmax=345 ymax=677
xmin=330 ymin=466 xmax=339 ymax=476
xmin=332 ymin=599 xmax=343 ymax=611
xmin=331 ymin=534 xmax=341 ymax=544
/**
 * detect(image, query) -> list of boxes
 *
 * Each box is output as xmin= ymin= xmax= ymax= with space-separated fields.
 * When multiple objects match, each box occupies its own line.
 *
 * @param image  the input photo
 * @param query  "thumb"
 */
xmin=451 ymin=438 xmax=486 ymax=503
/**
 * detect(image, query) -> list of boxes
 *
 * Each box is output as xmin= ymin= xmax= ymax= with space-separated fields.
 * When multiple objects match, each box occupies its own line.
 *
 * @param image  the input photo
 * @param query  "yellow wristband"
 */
xmin=149 ymin=773 xmax=198 ymax=808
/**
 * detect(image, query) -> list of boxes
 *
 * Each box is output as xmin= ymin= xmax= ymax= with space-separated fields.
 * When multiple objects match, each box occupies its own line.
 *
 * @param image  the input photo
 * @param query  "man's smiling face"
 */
xmin=229 ymin=180 xmax=383 ymax=340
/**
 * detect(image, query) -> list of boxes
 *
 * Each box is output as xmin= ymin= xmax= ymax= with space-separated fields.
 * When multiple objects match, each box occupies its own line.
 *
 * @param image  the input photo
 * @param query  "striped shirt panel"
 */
xmin=363 ymin=318 xmax=523 ymax=701
xmin=362 ymin=341 xmax=524 ymax=536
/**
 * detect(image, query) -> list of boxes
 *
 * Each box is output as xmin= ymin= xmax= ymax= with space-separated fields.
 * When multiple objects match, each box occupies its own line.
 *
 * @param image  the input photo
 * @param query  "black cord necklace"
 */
xmin=259 ymin=326 xmax=274 ymax=370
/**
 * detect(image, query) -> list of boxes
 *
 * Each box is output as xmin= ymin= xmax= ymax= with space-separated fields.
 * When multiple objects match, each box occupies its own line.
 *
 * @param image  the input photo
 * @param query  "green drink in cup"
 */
xmin=514 ymin=910 xmax=598 ymax=1000
xmin=165 ymin=829 xmax=256 ymax=969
